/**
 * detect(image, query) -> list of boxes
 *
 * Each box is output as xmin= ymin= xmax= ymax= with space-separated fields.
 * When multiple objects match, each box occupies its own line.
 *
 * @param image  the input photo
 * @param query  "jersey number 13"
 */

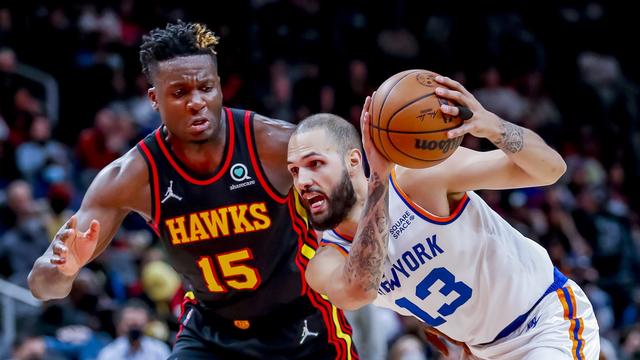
xmin=395 ymin=267 xmax=472 ymax=326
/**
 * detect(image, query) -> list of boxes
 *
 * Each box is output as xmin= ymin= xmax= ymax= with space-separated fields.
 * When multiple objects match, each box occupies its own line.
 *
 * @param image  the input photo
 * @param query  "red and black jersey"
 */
xmin=136 ymin=108 xmax=318 ymax=318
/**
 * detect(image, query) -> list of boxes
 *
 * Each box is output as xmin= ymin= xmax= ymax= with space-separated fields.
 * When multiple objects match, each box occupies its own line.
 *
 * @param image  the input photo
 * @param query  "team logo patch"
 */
xmin=229 ymin=163 xmax=256 ymax=191
xmin=162 ymin=180 xmax=183 ymax=203
xmin=230 ymin=163 xmax=251 ymax=182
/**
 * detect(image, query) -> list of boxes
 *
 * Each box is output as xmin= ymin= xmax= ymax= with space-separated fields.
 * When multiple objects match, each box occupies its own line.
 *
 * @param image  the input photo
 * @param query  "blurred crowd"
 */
xmin=1 ymin=1 xmax=639 ymax=359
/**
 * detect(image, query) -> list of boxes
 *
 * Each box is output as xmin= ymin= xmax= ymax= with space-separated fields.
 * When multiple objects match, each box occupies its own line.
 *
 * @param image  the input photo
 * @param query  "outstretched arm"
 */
xmin=28 ymin=151 xmax=145 ymax=300
xmin=434 ymin=76 xmax=567 ymax=192
xmin=306 ymin=95 xmax=393 ymax=310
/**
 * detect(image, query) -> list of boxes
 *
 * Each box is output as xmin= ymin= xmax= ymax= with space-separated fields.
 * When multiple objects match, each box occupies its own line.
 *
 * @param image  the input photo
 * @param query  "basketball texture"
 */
xmin=370 ymin=69 xmax=464 ymax=168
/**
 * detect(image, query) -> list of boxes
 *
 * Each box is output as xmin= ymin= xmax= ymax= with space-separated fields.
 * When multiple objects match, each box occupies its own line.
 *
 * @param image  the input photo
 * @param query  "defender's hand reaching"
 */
xmin=51 ymin=216 xmax=100 ymax=276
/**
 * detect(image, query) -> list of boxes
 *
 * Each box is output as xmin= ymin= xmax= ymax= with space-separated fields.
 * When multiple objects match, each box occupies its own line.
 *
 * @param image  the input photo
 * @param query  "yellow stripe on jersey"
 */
xmin=293 ymin=191 xmax=310 ymax=227
xmin=556 ymin=287 xmax=586 ymax=360
xmin=331 ymin=303 xmax=353 ymax=360
xmin=319 ymin=294 xmax=354 ymax=359
xmin=301 ymin=243 xmax=316 ymax=259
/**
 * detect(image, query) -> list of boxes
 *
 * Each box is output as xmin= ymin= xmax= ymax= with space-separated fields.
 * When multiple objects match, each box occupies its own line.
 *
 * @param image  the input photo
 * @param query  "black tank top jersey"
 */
xmin=136 ymin=108 xmax=318 ymax=319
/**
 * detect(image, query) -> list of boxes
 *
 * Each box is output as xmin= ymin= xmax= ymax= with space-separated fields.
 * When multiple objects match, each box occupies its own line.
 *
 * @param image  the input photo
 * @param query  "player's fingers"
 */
xmin=83 ymin=220 xmax=100 ymax=241
xmin=52 ymin=242 xmax=68 ymax=256
xmin=65 ymin=216 xmax=77 ymax=230
xmin=360 ymin=96 xmax=371 ymax=129
xmin=435 ymin=87 xmax=465 ymax=104
xmin=435 ymin=75 xmax=471 ymax=96
xmin=50 ymin=256 xmax=66 ymax=265
xmin=362 ymin=111 xmax=373 ymax=148
xmin=440 ymin=104 xmax=473 ymax=120
xmin=57 ymin=228 xmax=75 ymax=243
xmin=448 ymin=123 xmax=473 ymax=138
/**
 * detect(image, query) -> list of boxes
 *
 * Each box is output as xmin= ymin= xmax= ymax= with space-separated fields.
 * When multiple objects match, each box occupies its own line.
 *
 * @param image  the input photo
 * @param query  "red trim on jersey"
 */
xmin=306 ymin=289 xmax=349 ymax=359
xmin=391 ymin=169 xmax=469 ymax=223
xmin=332 ymin=228 xmax=354 ymax=242
xmin=137 ymin=141 xmax=161 ymax=231
xmin=244 ymin=112 xmax=288 ymax=204
xmin=154 ymin=108 xmax=235 ymax=185
xmin=335 ymin=309 xmax=358 ymax=359
xmin=175 ymin=296 xmax=197 ymax=340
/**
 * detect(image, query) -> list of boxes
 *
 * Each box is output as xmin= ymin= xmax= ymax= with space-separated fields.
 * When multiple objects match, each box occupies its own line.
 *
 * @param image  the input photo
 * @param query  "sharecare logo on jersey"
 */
xmin=229 ymin=163 xmax=255 ymax=190
xmin=391 ymin=211 xmax=415 ymax=239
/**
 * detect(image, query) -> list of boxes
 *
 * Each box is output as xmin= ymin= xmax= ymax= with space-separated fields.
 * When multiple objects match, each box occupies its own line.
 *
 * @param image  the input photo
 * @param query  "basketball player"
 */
xmin=28 ymin=21 xmax=357 ymax=359
xmin=286 ymin=75 xmax=600 ymax=359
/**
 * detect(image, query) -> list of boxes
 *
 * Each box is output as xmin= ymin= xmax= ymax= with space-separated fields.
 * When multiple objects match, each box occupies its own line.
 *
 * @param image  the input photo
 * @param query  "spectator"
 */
xmin=97 ymin=300 xmax=169 ymax=360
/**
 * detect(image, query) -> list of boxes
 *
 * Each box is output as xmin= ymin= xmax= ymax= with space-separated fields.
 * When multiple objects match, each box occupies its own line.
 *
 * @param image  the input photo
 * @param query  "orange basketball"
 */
xmin=370 ymin=69 xmax=464 ymax=168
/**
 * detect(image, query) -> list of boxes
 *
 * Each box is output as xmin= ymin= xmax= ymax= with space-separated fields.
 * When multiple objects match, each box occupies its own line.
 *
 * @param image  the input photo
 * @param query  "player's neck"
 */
xmin=334 ymin=173 xmax=368 ymax=237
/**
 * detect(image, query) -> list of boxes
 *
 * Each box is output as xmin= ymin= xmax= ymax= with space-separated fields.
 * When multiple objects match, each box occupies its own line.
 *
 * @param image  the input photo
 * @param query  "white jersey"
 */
xmin=321 ymin=172 xmax=556 ymax=345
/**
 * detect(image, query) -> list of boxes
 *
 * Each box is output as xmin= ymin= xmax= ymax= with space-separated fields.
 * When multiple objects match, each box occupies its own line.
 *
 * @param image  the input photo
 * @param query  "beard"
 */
xmin=307 ymin=168 xmax=357 ymax=231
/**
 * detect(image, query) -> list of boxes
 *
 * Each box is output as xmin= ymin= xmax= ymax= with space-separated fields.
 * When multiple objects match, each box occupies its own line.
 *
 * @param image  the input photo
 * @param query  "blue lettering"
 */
xmin=426 ymin=234 xmax=444 ymax=257
xmin=392 ymin=261 xmax=410 ymax=278
xmin=402 ymin=252 xmax=420 ymax=271
xmin=412 ymin=243 xmax=432 ymax=263
xmin=388 ymin=267 xmax=403 ymax=291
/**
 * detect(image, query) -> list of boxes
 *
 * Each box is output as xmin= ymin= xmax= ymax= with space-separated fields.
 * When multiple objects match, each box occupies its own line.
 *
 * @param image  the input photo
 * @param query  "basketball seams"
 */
xmin=373 ymin=69 xmax=463 ymax=168
xmin=375 ymin=70 xmax=422 ymax=162
xmin=386 ymin=92 xmax=437 ymax=131
xmin=372 ymin=119 xmax=463 ymax=134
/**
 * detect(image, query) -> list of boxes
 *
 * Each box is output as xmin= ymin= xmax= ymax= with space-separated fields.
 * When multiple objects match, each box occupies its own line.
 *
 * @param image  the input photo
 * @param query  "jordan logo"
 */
xmin=162 ymin=181 xmax=183 ymax=203
xmin=299 ymin=320 xmax=319 ymax=344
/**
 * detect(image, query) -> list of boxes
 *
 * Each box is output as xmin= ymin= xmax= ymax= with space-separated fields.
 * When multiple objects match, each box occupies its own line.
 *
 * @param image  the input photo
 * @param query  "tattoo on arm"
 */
xmin=345 ymin=173 xmax=390 ymax=292
xmin=492 ymin=120 xmax=524 ymax=153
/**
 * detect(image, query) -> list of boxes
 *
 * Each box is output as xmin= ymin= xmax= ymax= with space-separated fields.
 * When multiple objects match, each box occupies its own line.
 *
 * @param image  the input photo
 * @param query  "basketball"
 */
xmin=370 ymin=69 xmax=465 ymax=168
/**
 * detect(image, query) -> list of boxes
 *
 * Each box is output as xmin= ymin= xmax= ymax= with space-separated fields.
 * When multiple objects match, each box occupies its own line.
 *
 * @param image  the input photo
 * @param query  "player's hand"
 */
xmin=50 ymin=216 xmax=100 ymax=276
xmin=361 ymin=93 xmax=394 ymax=179
xmin=434 ymin=76 xmax=503 ymax=142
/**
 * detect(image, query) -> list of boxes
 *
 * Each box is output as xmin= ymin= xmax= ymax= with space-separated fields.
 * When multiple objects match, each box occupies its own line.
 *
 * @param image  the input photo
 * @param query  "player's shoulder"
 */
xmin=87 ymin=148 xmax=148 ymax=205
xmin=252 ymin=112 xmax=296 ymax=137
xmin=107 ymin=146 xmax=148 ymax=180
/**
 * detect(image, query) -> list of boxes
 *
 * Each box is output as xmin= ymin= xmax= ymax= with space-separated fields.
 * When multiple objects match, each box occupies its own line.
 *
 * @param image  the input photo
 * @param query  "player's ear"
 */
xmin=148 ymin=88 xmax=158 ymax=111
xmin=347 ymin=148 xmax=362 ymax=173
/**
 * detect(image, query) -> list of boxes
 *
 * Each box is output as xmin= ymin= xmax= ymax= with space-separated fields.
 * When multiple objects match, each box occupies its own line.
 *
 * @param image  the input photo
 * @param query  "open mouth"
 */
xmin=190 ymin=118 xmax=210 ymax=132
xmin=304 ymin=192 xmax=327 ymax=212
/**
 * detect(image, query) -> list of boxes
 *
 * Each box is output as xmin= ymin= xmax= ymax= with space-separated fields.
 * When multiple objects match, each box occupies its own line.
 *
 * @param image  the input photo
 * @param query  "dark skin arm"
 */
xmin=28 ymin=149 xmax=151 ymax=300
xmin=252 ymin=114 xmax=297 ymax=195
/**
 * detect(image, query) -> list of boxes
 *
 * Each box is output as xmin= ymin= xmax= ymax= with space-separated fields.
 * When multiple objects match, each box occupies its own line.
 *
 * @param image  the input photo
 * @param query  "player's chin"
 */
xmin=309 ymin=213 xmax=332 ymax=231
xmin=187 ymin=129 xmax=214 ymax=143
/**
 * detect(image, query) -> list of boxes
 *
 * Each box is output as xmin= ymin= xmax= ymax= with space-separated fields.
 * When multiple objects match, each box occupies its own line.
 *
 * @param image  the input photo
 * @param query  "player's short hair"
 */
xmin=139 ymin=21 xmax=220 ymax=83
xmin=294 ymin=113 xmax=363 ymax=157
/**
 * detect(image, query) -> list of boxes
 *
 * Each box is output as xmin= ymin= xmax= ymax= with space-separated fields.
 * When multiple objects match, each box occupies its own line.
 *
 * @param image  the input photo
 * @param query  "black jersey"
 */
xmin=136 ymin=108 xmax=318 ymax=318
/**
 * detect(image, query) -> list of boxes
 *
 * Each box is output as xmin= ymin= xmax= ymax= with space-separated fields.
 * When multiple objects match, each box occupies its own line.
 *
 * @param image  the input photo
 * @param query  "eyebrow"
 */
xmin=167 ymin=77 xmax=215 ymax=87
xmin=287 ymin=152 xmax=322 ymax=164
